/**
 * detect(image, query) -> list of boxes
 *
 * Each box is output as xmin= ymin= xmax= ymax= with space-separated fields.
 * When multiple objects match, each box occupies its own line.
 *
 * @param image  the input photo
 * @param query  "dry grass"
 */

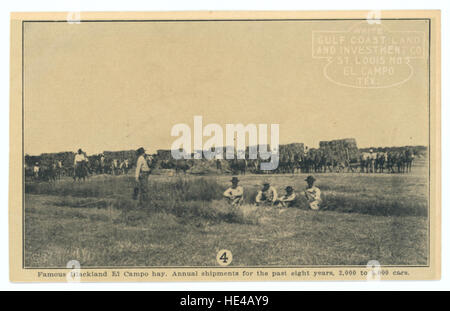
xmin=24 ymin=165 xmax=429 ymax=267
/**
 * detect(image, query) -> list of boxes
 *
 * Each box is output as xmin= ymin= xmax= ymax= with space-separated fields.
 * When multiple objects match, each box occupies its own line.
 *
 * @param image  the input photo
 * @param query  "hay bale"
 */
xmin=103 ymin=150 xmax=136 ymax=162
xmin=279 ymin=143 xmax=304 ymax=161
xmin=319 ymin=138 xmax=359 ymax=162
xmin=188 ymin=159 xmax=217 ymax=175
xmin=156 ymin=149 xmax=172 ymax=161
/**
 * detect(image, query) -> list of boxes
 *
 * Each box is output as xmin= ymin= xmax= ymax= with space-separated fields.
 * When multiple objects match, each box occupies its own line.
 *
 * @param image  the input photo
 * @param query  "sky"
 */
xmin=23 ymin=20 xmax=429 ymax=156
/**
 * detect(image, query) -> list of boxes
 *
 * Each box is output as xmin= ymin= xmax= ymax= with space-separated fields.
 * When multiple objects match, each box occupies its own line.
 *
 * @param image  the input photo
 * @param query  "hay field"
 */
xmin=23 ymin=161 xmax=428 ymax=267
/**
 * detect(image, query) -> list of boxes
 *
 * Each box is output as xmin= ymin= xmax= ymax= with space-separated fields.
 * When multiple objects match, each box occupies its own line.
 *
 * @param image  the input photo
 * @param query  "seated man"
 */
xmin=277 ymin=186 xmax=297 ymax=208
xmin=223 ymin=177 xmax=244 ymax=207
xmin=304 ymin=175 xmax=322 ymax=210
xmin=255 ymin=181 xmax=278 ymax=206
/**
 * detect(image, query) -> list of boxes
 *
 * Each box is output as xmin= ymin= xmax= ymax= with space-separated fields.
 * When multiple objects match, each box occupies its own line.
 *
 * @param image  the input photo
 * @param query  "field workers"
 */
xmin=24 ymin=160 xmax=428 ymax=268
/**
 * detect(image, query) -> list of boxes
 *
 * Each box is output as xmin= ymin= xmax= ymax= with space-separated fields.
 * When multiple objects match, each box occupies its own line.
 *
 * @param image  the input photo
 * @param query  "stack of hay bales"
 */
xmin=281 ymin=143 xmax=304 ymax=154
xmin=24 ymin=154 xmax=42 ymax=167
xmin=57 ymin=152 xmax=76 ymax=167
xmin=103 ymin=150 xmax=136 ymax=162
xmin=189 ymin=159 xmax=222 ymax=175
xmin=36 ymin=151 xmax=75 ymax=167
xmin=156 ymin=149 xmax=173 ymax=161
xmin=279 ymin=143 xmax=304 ymax=161
xmin=244 ymin=144 xmax=271 ymax=159
xmin=319 ymin=138 xmax=359 ymax=163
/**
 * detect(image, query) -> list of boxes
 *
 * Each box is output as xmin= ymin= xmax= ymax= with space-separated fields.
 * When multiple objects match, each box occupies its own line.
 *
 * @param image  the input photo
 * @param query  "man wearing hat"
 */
xmin=304 ymin=175 xmax=321 ymax=210
xmin=134 ymin=147 xmax=152 ymax=205
xmin=223 ymin=177 xmax=244 ymax=207
xmin=255 ymin=181 xmax=278 ymax=206
xmin=74 ymin=148 xmax=87 ymax=165
xmin=277 ymin=186 xmax=297 ymax=208
xmin=73 ymin=148 xmax=88 ymax=181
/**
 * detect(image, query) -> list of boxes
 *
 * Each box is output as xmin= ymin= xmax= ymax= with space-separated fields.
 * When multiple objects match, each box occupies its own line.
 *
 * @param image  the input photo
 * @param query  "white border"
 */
xmin=1 ymin=0 xmax=448 ymax=291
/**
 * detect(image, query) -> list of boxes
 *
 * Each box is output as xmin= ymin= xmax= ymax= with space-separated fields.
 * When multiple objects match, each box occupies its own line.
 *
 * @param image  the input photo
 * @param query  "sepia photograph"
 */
xmin=9 ymin=10 xmax=440 ymax=281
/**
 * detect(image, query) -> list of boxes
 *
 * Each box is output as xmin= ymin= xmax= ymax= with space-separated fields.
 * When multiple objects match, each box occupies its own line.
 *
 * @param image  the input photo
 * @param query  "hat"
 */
xmin=305 ymin=175 xmax=316 ymax=183
xmin=285 ymin=186 xmax=294 ymax=192
xmin=231 ymin=177 xmax=239 ymax=183
xmin=136 ymin=147 xmax=145 ymax=155
xmin=262 ymin=180 xmax=270 ymax=186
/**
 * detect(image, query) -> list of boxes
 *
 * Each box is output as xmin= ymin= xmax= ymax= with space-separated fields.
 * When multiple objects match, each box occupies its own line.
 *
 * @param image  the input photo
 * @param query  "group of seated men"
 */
xmin=223 ymin=175 xmax=322 ymax=210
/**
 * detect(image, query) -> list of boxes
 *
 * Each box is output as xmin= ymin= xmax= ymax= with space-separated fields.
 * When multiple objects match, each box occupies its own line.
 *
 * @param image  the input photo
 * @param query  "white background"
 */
xmin=0 ymin=0 xmax=448 ymax=291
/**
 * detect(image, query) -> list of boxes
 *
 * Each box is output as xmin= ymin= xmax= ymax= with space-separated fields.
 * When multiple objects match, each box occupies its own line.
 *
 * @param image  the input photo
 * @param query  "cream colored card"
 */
xmin=10 ymin=10 xmax=440 ymax=282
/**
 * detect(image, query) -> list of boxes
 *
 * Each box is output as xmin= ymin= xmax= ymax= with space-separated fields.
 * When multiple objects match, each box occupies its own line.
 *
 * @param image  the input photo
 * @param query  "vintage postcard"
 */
xmin=9 ymin=11 xmax=441 ymax=282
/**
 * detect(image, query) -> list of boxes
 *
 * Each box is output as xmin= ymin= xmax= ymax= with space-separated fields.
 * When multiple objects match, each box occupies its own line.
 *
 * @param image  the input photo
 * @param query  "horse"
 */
xmin=292 ymin=153 xmax=302 ymax=174
xmin=323 ymin=153 xmax=335 ymax=173
xmin=248 ymin=158 xmax=262 ymax=174
xmin=386 ymin=152 xmax=397 ymax=173
xmin=215 ymin=159 xmax=222 ymax=172
xmin=24 ymin=165 xmax=34 ymax=182
xmin=278 ymin=152 xmax=294 ymax=174
xmin=229 ymin=158 xmax=247 ymax=175
xmin=404 ymin=149 xmax=414 ymax=173
xmin=111 ymin=159 xmax=119 ymax=175
xmin=174 ymin=159 xmax=191 ymax=175
xmin=42 ymin=164 xmax=57 ymax=183
xmin=120 ymin=159 xmax=130 ymax=175
xmin=300 ymin=154 xmax=311 ymax=173
xmin=360 ymin=151 xmax=377 ymax=173
xmin=375 ymin=152 xmax=387 ymax=173
xmin=73 ymin=161 xmax=88 ymax=182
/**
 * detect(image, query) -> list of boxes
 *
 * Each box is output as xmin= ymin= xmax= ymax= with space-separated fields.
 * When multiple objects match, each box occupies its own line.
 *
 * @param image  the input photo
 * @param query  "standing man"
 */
xmin=100 ymin=154 xmax=105 ymax=174
xmin=135 ymin=147 xmax=151 ymax=206
xmin=57 ymin=160 xmax=63 ymax=179
xmin=255 ymin=181 xmax=278 ymax=206
xmin=73 ymin=149 xmax=87 ymax=181
xmin=33 ymin=162 xmax=40 ymax=180
xmin=223 ymin=177 xmax=244 ymax=207
xmin=304 ymin=175 xmax=321 ymax=210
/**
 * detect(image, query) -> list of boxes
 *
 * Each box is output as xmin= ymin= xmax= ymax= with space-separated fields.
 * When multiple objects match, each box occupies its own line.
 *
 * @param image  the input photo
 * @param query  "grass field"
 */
xmin=24 ymin=161 xmax=428 ymax=267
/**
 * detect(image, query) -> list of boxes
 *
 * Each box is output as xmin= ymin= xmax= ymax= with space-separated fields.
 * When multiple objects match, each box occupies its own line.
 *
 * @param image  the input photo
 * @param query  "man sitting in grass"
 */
xmin=255 ymin=181 xmax=278 ymax=206
xmin=304 ymin=175 xmax=322 ymax=210
xmin=276 ymin=186 xmax=297 ymax=208
xmin=223 ymin=177 xmax=244 ymax=207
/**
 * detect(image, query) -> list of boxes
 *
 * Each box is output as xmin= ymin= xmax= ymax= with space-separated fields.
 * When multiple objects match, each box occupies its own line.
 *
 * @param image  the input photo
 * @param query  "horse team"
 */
xmin=25 ymin=147 xmax=417 ymax=183
xmin=25 ymin=155 xmax=132 ymax=182
xmin=224 ymin=148 xmax=416 ymax=175
xmin=359 ymin=149 xmax=414 ymax=174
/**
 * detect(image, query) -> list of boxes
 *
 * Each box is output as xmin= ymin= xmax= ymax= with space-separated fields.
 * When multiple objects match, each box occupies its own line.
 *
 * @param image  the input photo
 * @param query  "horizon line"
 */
xmin=24 ymin=143 xmax=428 ymax=157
